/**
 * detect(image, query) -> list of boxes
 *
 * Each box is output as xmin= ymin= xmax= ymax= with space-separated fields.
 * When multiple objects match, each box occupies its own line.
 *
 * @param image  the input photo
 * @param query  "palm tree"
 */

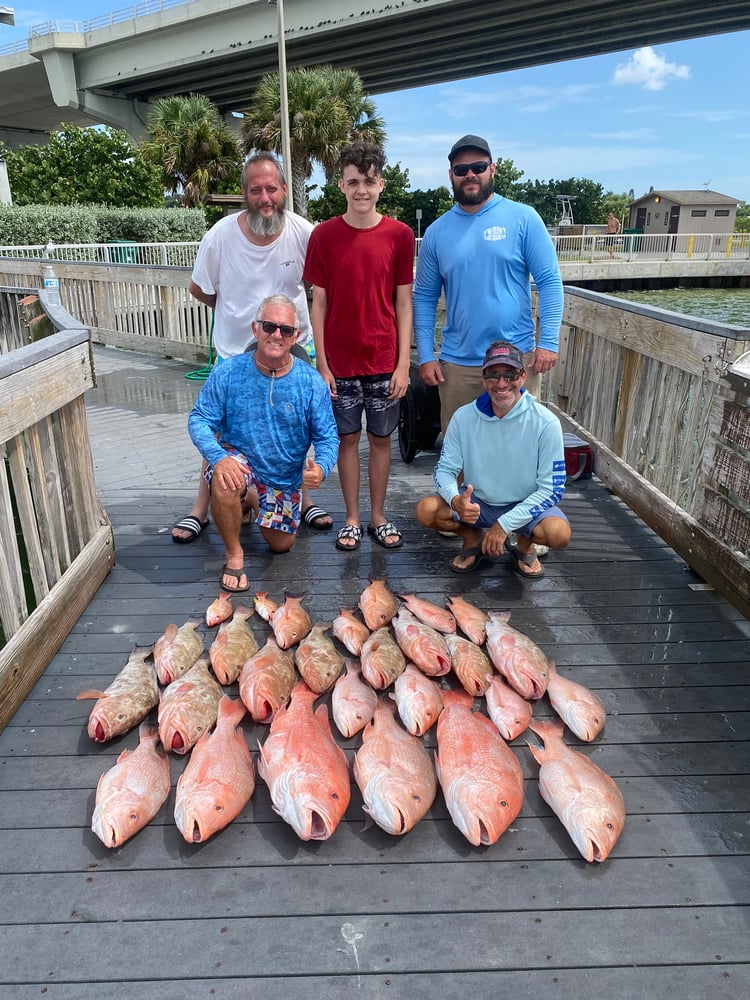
xmin=240 ymin=65 xmax=387 ymax=217
xmin=140 ymin=94 xmax=241 ymax=208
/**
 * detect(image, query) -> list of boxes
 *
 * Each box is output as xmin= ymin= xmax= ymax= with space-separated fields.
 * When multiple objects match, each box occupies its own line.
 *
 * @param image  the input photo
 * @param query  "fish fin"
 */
xmin=528 ymin=717 xmax=565 ymax=743
xmin=525 ymin=739 xmax=545 ymax=765
xmin=487 ymin=610 xmax=512 ymax=624
xmin=76 ymin=690 xmax=106 ymax=701
xmin=233 ymin=604 xmax=255 ymax=620
xmin=217 ymin=694 xmax=246 ymax=728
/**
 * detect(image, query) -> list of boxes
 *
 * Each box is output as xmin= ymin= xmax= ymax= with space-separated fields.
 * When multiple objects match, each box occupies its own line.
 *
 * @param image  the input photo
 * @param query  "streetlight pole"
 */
xmin=269 ymin=0 xmax=293 ymax=213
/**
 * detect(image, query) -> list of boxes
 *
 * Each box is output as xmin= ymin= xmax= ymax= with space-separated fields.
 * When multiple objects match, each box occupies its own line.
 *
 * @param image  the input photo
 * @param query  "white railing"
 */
xmin=29 ymin=0 xmax=193 ymax=37
xmin=1 ymin=233 xmax=748 ymax=268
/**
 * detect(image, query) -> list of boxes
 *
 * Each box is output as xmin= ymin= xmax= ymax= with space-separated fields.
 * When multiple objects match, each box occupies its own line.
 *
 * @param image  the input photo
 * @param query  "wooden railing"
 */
xmin=541 ymin=287 xmax=750 ymax=618
xmin=0 ymin=318 xmax=114 ymax=730
xmin=0 ymin=258 xmax=210 ymax=365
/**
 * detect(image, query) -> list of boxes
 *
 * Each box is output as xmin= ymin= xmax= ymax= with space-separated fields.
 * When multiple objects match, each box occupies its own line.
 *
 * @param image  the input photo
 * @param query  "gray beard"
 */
xmin=246 ymin=205 xmax=286 ymax=237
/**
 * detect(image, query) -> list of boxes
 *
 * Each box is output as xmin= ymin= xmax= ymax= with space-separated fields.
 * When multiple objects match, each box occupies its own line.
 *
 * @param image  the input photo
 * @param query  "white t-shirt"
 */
xmin=190 ymin=211 xmax=314 ymax=358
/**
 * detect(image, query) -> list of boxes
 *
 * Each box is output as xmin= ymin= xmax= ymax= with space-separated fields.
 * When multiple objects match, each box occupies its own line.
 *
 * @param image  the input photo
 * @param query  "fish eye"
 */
xmin=412 ymin=794 xmax=422 ymax=802
xmin=196 ymin=725 xmax=203 ymax=732
xmin=331 ymin=792 xmax=339 ymax=800
xmin=215 ymin=804 xmax=223 ymax=812
xmin=500 ymin=800 xmax=508 ymax=808
xmin=129 ymin=812 xmax=138 ymax=821
xmin=117 ymin=714 xmax=125 ymax=721
xmin=606 ymin=822 xmax=614 ymax=829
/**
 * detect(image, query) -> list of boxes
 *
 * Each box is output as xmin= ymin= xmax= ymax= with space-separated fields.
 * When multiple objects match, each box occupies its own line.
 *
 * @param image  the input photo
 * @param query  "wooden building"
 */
xmin=628 ymin=189 xmax=740 ymax=236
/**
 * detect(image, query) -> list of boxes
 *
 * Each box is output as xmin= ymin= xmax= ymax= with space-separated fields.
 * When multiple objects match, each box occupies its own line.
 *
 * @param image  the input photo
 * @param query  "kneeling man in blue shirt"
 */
xmin=415 ymin=341 xmax=571 ymax=578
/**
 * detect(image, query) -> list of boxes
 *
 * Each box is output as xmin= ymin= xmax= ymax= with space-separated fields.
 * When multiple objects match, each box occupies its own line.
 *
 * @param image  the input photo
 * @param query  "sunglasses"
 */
xmin=258 ymin=320 xmax=297 ymax=338
xmin=484 ymin=370 xmax=523 ymax=383
xmin=452 ymin=160 xmax=491 ymax=177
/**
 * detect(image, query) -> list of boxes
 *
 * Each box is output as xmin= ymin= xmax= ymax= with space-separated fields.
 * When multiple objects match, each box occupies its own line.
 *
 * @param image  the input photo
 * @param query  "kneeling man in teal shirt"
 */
xmin=415 ymin=341 xmax=571 ymax=578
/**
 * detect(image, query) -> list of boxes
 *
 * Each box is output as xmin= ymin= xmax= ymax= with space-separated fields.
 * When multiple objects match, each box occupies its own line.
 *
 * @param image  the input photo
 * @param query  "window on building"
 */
xmin=715 ymin=209 xmax=730 ymax=217
xmin=691 ymin=209 xmax=707 ymax=217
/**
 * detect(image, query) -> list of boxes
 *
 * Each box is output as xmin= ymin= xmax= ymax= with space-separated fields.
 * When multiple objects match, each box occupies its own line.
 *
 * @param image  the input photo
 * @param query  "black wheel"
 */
xmin=416 ymin=383 xmax=441 ymax=450
xmin=398 ymin=385 xmax=419 ymax=463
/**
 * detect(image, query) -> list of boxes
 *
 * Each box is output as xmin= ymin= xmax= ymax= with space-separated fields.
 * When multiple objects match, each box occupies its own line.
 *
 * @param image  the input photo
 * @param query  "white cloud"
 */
xmin=612 ymin=47 xmax=690 ymax=91
xmin=678 ymin=109 xmax=748 ymax=123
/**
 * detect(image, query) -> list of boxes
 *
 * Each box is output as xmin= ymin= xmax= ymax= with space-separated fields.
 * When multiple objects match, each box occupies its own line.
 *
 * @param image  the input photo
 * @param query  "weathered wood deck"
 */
xmin=1 ymin=346 xmax=748 ymax=998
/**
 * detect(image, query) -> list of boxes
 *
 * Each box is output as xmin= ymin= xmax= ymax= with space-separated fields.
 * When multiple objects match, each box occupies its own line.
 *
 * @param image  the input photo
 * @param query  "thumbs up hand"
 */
xmin=302 ymin=456 xmax=323 ymax=489
xmin=451 ymin=484 xmax=481 ymax=524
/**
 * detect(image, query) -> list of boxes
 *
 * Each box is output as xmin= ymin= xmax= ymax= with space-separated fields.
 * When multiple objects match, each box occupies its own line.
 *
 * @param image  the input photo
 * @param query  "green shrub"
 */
xmin=0 ymin=204 xmax=207 ymax=246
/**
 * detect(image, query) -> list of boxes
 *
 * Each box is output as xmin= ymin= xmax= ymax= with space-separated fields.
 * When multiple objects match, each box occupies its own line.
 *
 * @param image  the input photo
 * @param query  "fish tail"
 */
xmin=528 ymin=717 xmax=565 ymax=743
xmin=218 ymin=694 xmax=246 ymax=728
xmin=131 ymin=643 xmax=155 ymax=657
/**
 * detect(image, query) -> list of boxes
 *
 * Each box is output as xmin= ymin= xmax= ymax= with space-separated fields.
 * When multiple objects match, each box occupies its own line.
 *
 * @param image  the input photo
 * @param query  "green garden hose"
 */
xmin=185 ymin=310 xmax=215 ymax=381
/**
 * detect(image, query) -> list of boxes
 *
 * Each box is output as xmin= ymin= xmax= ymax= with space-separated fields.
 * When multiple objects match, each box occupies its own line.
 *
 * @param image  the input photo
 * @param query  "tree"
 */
xmin=3 ymin=125 xmax=163 ymax=207
xmin=240 ymin=65 xmax=386 ymax=217
xmin=492 ymin=157 xmax=524 ymax=198
xmin=514 ymin=177 xmax=606 ymax=226
xmin=734 ymin=203 xmax=750 ymax=233
xmin=140 ymin=94 xmax=241 ymax=207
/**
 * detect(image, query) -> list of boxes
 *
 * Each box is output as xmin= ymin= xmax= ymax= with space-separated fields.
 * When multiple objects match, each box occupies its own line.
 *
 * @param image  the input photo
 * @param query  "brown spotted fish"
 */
xmin=209 ymin=605 xmax=258 ymax=685
xmin=239 ymin=635 xmax=297 ymax=723
xmin=157 ymin=655 xmax=223 ymax=755
xmin=91 ymin=721 xmax=171 ymax=849
xmin=331 ymin=608 xmax=371 ymax=656
xmin=270 ymin=593 xmax=312 ymax=649
xmin=446 ymin=594 xmax=489 ymax=645
xmin=153 ymin=619 xmax=203 ymax=686
xmin=397 ymin=593 xmax=456 ymax=634
xmin=294 ymin=622 xmax=344 ymax=694
xmin=360 ymin=627 xmax=407 ymax=690
xmin=77 ymin=644 xmax=158 ymax=742
xmin=358 ymin=579 xmax=398 ymax=631
xmin=445 ymin=633 xmax=492 ymax=697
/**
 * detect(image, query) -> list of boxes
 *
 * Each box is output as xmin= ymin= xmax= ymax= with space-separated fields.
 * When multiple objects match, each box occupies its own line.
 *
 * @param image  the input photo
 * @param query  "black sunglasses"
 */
xmin=258 ymin=320 xmax=297 ymax=338
xmin=484 ymin=370 xmax=522 ymax=383
xmin=452 ymin=160 xmax=491 ymax=177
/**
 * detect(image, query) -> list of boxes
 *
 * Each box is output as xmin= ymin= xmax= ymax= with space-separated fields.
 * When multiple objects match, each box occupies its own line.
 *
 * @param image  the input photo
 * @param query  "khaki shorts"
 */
xmin=438 ymin=352 xmax=538 ymax=432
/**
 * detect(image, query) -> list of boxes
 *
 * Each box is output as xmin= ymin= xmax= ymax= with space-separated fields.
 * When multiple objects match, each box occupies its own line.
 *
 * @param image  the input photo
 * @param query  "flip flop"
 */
xmin=335 ymin=524 xmax=362 ymax=551
xmin=504 ymin=538 xmax=545 ymax=579
xmin=220 ymin=565 xmax=250 ymax=593
xmin=367 ymin=522 xmax=403 ymax=549
xmin=172 ymin=516 xmax=208 ymax=544
xmin=301 ymin=505 xmax=333 ymax=531
xmin=449 ymin=545 xmax=486 ymax=574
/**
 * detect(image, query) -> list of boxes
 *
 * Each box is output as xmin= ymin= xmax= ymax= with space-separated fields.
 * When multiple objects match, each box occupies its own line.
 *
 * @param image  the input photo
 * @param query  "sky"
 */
xmin=2 ymin=6 xmax=749 ymax=205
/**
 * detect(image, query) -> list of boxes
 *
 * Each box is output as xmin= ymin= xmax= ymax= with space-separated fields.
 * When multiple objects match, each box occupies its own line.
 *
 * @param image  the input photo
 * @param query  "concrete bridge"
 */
xmin=1 ymin=0 xmax=750 ymax=147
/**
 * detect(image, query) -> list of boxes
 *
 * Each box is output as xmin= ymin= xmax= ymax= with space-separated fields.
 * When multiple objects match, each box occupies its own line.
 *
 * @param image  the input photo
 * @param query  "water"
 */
xmin=611 ymin=287 xmax=750 ymax=328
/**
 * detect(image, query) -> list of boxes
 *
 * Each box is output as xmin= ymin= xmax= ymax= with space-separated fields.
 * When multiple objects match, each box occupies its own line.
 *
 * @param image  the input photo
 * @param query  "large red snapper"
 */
xmin=485 ymin=674 xmax=533 ymax=742
xmin=294 ymin=622 xmax=344 ymax=694
xmin=358 ymin=579 xmax=398 ymax=631
xmin=257 ymin=681 xmax=351 ymax=841
xmin=332 ymin=660 xmax=378 ymax=738
xmin=445 ymin=633 xmax=492 ymax=696
xmin=174 ymin=696 xmax=255 ymax=844
xmin=353 ymin=699 xmax=437 ymax=836
xmin=396 ymin=593 xmax=456 ymax=634
xmin=360 ymin=627 xmax=407 ymax=689
xmin=485 ymin=610 xmax=549 ymax=700
xmin=391 ymin=607 xmax=451 ymax=677
xmin=390 ymin=662 xmax=443 ymax=737
xmin=331 ymin=608 xmax=371 ymax=656
xmin=77 ymin=644 xmax=158 ymax=742
xmin=209 ymin=605 xmax=258 ymax=685
xmin=157 ymin=655 xmax=223 ymax=755
xmin=91 ymin=721 xmax=171 ymax=848
xmin=527 ymin=718 xmax=625 ymax=863
xmin=435 ymin=689 xmax=525 ymax=847
xmin=446 ymin=594 xmax=488 ymax=645
xmin=153 ymin=619 xmax=203 ymax=686
xmin=545 ymin=661 xmax=606 ymax=742
xmin=238 ymin=635 xmax=296 ymax=723
xmin=270 ymin=593 xmax=312 ymax=649
xmin=253 ymin=591 xmax=278 ymax=622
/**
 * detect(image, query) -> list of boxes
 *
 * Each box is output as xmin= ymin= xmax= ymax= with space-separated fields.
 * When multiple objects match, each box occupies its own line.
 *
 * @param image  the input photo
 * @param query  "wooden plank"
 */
xmin=0 ymin=524 xmax=114 ymax=731
xmin=5 ymin=432 xmax=53 ymax=601
xmin=0 ymin=340 xmax=93 ymax=442
xmin=0 ymin=449 xmax=27 ymax=635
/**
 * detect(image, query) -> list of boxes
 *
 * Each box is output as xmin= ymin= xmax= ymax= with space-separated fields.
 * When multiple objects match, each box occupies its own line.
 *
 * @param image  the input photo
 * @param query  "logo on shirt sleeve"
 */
xmin=484 ymin=227 xmax=507 ymax=241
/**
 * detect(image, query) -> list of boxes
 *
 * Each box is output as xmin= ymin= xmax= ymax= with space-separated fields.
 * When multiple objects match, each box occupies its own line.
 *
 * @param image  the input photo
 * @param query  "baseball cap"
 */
xmin=449 ymin=134 xmax=492 ymax=163
xmin=482 ymin=341 xmax=525 ymax=372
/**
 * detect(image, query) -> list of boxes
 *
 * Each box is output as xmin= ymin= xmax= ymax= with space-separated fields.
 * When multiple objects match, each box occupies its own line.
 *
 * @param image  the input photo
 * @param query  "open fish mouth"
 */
xmin=191 ymin=819 xmax=203 ymax=843
xmin=255 ymin=700 xmax=273 ymax=723
xmin=308 ymin=810 xmax=331 ymax=840
xmin=478 ymin=819 xmax=492 ymax=846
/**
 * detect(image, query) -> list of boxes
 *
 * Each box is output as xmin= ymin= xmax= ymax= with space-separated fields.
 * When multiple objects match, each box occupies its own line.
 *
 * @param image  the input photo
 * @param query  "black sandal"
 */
xmin=335 ymin=524 xmax=362 ymax=551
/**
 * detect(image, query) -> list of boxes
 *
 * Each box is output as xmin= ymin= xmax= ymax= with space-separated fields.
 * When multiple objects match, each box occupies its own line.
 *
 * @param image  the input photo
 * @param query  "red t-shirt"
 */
xmin=303 ymin=215 xmax=415 ymax=378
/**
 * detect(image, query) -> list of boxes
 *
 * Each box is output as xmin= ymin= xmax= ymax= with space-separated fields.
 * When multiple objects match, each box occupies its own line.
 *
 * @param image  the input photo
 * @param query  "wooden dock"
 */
xmin=1 ymin=345 xmax=748 ymax=998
